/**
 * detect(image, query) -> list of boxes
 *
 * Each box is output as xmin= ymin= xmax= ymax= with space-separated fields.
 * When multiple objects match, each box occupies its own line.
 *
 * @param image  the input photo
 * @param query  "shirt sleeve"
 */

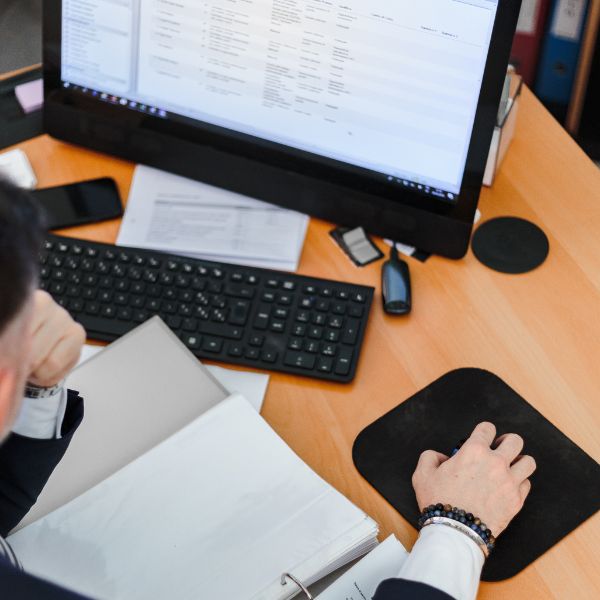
xmin=11 ymin=387 xmax=68 ymax=440
xmin=397 ymin=525 xmax=485 ymax=600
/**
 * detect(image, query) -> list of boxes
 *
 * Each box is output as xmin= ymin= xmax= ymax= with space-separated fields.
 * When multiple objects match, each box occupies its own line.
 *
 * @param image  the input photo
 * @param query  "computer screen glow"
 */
xmin=61 ymin=0 xmax=499 ymax=197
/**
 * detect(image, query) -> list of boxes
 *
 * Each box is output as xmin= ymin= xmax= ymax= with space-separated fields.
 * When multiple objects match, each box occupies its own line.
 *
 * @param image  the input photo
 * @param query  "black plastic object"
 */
xmin=471 ymin=217 xmax=549 ymax=274
xmin=382 ymin=246 xmax=412 ymax=315
xmin=42 ymin=1 xmax=523 ymax=259
xmin=32 ymin=178 xmax=123 ymax=230
xmin=0 ymin=67 xmax=44 ymax=150
xmin=353 ymin=369 xmax=600 ymax=581
xmin=41 ymin=234 xmax=374 ymax=384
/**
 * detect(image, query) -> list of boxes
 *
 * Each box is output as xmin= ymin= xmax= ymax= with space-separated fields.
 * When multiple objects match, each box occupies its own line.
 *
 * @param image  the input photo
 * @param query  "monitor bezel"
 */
xmin=43 ymin=0 xmax=522 ymax=259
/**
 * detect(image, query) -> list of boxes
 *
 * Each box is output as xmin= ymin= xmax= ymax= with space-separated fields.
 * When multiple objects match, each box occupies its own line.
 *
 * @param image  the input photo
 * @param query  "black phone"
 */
xmin=32 ymin=178 xmax=123 ymax=230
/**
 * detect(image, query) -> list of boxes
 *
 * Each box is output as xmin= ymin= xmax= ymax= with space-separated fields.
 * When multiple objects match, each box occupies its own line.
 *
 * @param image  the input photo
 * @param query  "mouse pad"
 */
xmin=352 ymin=368 xmax=600 ymax=581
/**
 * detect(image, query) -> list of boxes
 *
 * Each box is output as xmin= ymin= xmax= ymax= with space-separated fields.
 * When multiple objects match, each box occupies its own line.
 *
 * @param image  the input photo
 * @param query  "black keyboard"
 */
xmin=39 ymin=235 xmax=374 ymax=383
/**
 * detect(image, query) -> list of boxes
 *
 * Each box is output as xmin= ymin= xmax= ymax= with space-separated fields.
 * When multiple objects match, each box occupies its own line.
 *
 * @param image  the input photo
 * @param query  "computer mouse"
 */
xmin=382 ymin=246 xmax=412 ymax=315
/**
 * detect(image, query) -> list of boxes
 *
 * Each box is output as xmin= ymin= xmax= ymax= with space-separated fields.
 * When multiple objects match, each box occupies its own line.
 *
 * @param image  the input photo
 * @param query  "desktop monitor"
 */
xmin=43 ymin=0 xmax=522 ymax=259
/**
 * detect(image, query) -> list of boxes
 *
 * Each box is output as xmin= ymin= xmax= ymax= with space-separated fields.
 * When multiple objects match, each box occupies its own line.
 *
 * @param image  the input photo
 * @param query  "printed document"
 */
xmin=317 ymin=536 xmax=408 ymax=599
xmin=117 ymin=166 xmax=309 ymax=271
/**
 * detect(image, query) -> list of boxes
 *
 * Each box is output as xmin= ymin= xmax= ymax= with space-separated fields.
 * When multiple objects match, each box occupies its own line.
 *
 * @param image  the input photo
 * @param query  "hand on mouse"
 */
xmin=27 ymin=291 xmax=86 ymax=388
xmin=411 ymin=422 xmax=536 ymax=537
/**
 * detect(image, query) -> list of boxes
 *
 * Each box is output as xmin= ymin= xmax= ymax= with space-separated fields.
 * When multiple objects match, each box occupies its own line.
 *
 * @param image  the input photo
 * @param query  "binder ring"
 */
xmin=281 ymin=572 xmax=314 ymax=599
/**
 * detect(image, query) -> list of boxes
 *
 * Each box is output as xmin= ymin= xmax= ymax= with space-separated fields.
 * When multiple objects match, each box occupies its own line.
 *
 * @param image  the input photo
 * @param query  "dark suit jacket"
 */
xmin=0 ymin=390 xmax=89 ymax=599
xmin=0 ymin=391 xmax=456 ymax=600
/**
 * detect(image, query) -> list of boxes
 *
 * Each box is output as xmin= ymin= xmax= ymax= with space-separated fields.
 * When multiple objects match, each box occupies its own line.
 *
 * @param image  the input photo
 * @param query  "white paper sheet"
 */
xmin=117 ymin=166 xmax=309 ymax=271
xmin=317 ymin=536 xmax=408 ymax=599
xmin=76 ymin=344 xmax=269 ymax=413
xmin=9 ymin=395 xmax=375 ymax=600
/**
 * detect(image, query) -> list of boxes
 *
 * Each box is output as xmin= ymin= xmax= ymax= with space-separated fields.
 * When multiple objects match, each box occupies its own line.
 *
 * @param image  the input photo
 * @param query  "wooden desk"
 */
xmin=5 ymin=86 xmax=600 ymax=599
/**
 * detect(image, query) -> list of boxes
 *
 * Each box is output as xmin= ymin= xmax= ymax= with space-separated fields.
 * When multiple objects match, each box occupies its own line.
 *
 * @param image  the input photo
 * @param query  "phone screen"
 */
xmin=32 ymin=178 xmax=123 ymax=230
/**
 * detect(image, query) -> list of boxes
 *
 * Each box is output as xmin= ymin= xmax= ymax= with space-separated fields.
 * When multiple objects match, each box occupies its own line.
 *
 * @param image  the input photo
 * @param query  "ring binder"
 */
xmin=281 ymin=573 xmax=314 ymax=599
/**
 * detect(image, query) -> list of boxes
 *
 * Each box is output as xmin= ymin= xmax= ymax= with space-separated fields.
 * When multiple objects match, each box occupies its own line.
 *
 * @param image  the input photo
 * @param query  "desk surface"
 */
xmin=5 ymin=85 xmax=600 ymax=599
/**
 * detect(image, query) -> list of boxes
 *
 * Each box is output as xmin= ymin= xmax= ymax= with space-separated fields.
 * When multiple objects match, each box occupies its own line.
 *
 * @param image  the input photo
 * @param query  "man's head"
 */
xmin=0 ymin=179 xmax=45 ymax=438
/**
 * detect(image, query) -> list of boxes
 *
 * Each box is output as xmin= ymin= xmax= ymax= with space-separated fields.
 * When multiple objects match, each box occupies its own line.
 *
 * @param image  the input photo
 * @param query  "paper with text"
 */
xmin=317 ymin=536 xmax=408 ymax=600
xmin=117 ymin=166 xmax=309 ymax=271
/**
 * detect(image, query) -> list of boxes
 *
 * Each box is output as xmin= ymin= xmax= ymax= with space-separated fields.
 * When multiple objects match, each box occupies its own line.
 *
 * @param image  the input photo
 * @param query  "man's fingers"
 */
xmin=28 ymin=312 xmax=66 ymax=373
xmin=467 ymin=422 xmax=497 ymax=448
xmin=511 ymin=455 xmax=537 ymax=482
xmin=29 ymin=333 xmax=82 ymax=387
xmin=416 ymin=450 xmax=449 ymax=475
xmin=519 ymin=479 xmax=532 ymax=503
xmin=494 ymin=433 xmax=524 ymax=463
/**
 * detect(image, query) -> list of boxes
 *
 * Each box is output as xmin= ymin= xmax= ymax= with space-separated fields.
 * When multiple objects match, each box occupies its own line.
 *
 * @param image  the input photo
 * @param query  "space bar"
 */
xmin=76 ymin=315 xmax=137 ymax=339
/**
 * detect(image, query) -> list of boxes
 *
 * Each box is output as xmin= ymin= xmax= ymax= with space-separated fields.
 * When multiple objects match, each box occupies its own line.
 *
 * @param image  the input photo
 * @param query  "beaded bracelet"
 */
xmin=418 ymin=504 xmax=496 ymax=554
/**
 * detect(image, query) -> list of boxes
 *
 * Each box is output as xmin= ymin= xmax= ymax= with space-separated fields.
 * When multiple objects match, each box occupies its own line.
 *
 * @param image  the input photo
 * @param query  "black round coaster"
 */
xmin=471 ymin=217 xmax=549 ymax=274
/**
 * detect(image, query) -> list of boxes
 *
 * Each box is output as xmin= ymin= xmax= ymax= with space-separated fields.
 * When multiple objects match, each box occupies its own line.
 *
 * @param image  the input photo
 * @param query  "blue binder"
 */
xmin=535 ymin=0 xmax=590 ymax=105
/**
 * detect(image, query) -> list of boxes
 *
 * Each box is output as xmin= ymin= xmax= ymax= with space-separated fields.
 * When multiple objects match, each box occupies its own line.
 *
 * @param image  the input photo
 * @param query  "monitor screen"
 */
xmin=60 ymin=0 xmax=499 ymax=202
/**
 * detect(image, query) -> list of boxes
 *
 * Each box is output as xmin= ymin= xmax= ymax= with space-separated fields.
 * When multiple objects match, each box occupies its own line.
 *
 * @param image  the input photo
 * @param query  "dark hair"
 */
xmin=0 ymin=178 xmax=45 ymax=334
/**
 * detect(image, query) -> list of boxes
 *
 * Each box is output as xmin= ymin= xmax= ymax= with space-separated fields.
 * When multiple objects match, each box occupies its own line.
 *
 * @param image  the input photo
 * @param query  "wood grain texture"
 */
xmin=5 ymin=86 xmax=600 ymax=598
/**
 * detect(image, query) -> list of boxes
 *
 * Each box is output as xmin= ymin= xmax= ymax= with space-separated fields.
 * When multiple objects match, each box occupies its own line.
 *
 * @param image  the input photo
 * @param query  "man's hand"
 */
xmin=412 ymin=422 xmax=536 ymax=536
xmin=27 ymin=291 xmax=86 ymax=388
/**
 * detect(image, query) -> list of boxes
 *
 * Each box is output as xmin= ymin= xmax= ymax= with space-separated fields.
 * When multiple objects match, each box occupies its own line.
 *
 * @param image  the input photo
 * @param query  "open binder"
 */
xmin=9 ymin=392 xmax=378 ymax=599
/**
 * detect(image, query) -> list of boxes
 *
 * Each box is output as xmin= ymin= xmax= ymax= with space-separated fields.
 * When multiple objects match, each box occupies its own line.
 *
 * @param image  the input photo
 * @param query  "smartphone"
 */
xmin=32 ymin=178 xmax=123 ymax=230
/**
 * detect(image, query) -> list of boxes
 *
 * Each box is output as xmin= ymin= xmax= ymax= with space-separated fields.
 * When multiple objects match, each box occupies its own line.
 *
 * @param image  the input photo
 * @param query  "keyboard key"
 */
xmin=183 ymin=318 xmax=198 ymax=332
xmin=271 ymin=320 xmax=285 ymax=333
xmin=101 ymin=306 xmax=117 ymax=318
xmin=337 ymin=290 xmax=350 ymax=300
xmin=317 ymin=357 xmax=333 ymax=373
xmin=312 ymin=313 xmax=326 ymax=326
xmin=261 ymin=349 xmax=278 ymax=363
xmin=202 ymin=337 xmax=223 ymax=353
xmin=278 ymin=294 xmax=292 ymax=306
xmin=352 ymin=292 xmax=367 ymax=303
xmin=282 ymin=281 xmax=296 ymax=291
xmin=304 ymin=341 xmax=319 ymax=354
xmin=262 ymin=291 xmax=276 ymax=303
xmin=184 ymin=335 xmax=201 ymax=350
xmin=328 ymin=316 xmax=343 ymax=329
xmin=273 ymin=308 xmax=289 ymax=319
xmin=296 ymin=310 xmax=310 ymax=324
xmin=284 ymin=351 xmax=316 ymax=370
xmin=249 ymin=335 xmax=264 ymax=347
xmin=266 ymin=278 xmax=279 ymax=288
xmin=300 ymin=297 xmax=314 ymax=309
xmin=133 ymin=310 xmax=149 ymax=323
xmin=117 ymin=308 xmax=132 ymax=321
xmin=315 ymin=299 xmax=330 ymax=312
xmin=342 ymin=319 xmax=360 ymax=345
xmin=293 ymin=324 xmax=306 ymax=336
xmin=167 ymin=316 xmax=182 ymax=329
xmin=200 ymin=323 xmax=243 ymax=340
xmin=245 ymin=347 xmax=260 ymax=359
xmin=229 ymin=300 xmax=250 ymax=326
xmin=321 ymin=287 xmax=334 ymax=297
xmin=308 ymin=326 xmax=323 ymax=339
xmin=288 ymin=337 xmax=303 ymax=350
xmin=348 ymin=304 xmax=364 ymax=318
xmin=85 ymin=302 xmax=100 ymax=315
xmin=253 ymin=310 xmax=270 ymax=330
xmin=227 ymin=343 xmax=244 ymax=357
xmin=247 ymin=275 xmax=259 ymax=285
xmin=332 ymin=302 xmax=346 ymax=315
xmin=335 ymin=347 xmax=354 ymax=376
xmin=303 ymin=285 xmax=317 ymax=294
xmin=322 ymin=344 xmax=337 ymax=357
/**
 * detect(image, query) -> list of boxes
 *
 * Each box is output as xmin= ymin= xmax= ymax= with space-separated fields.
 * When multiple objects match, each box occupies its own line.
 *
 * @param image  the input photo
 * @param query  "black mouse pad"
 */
xmin=352 ymin=369 xmax=600 ymax=581
xmin=471 ymin=217 xmax=549 ymax=274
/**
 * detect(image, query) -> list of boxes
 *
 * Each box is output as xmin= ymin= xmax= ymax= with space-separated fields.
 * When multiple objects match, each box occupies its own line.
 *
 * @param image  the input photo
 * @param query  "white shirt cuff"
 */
xmin=12 ymin=387 xmax=68 ymax=440
xmin=398 ymin=525 xmax=485 ymax=600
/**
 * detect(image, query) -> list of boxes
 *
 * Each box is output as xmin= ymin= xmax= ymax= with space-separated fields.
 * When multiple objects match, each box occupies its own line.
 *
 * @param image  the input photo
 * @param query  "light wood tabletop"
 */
xmin=4 ymin=84 xmax=600 ymax=599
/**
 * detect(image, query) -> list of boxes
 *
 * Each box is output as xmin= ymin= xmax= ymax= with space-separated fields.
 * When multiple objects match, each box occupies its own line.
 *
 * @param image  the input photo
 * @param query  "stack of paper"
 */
xmin=9 ymin=396 xmax=379 ymax=600
xmin=117 ymin=166 xmax=309 ymax=271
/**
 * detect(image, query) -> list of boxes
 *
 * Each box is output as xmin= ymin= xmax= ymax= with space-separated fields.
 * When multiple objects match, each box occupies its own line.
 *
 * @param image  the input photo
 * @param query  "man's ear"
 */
xmin=0 ymin=366 xmax=19 ymax=438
